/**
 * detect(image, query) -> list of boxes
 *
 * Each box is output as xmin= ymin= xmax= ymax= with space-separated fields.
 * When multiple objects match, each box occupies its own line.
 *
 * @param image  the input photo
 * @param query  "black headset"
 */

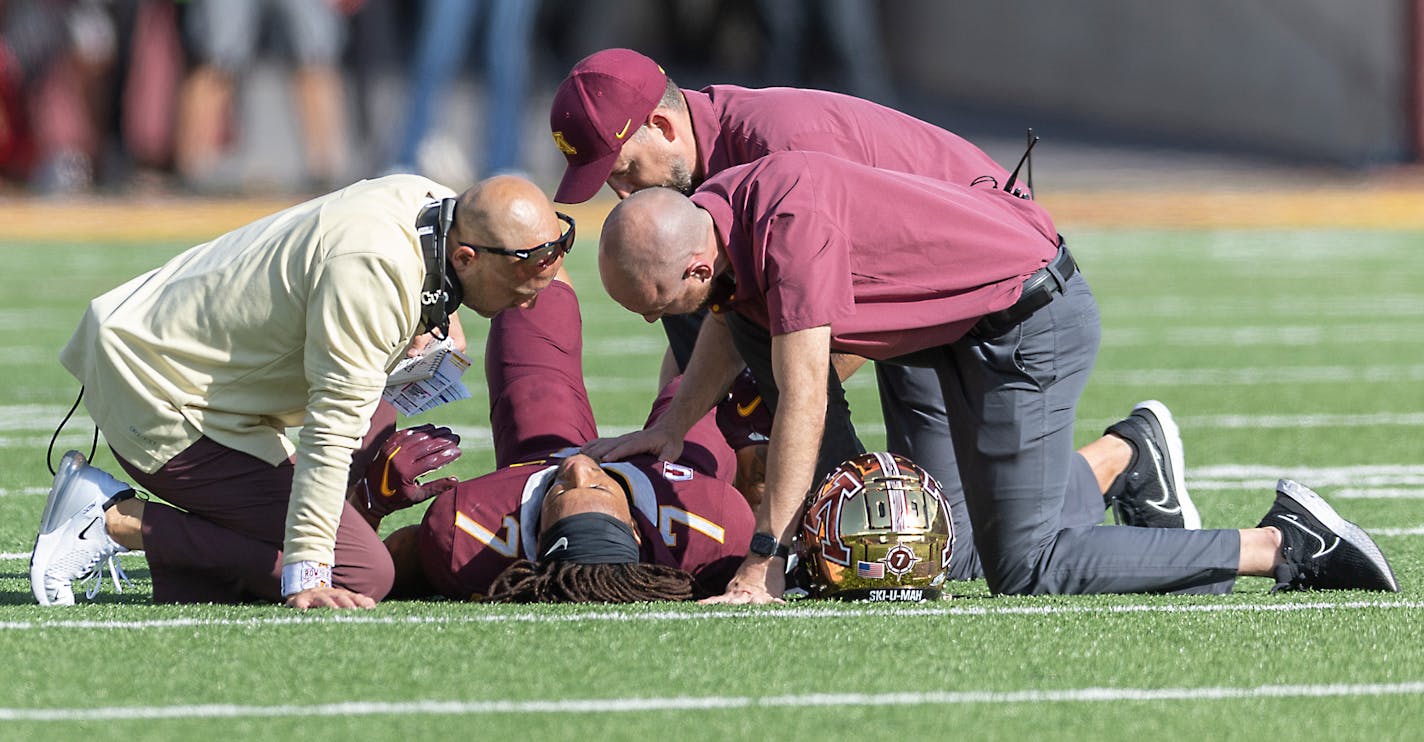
xmin=415 ymin=197 xmax=464 ymax=339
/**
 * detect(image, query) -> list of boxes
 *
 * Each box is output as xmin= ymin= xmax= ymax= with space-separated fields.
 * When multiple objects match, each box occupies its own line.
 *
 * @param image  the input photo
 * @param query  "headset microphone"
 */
xmin=1003 ymin=131 xmax=1039 ymax=199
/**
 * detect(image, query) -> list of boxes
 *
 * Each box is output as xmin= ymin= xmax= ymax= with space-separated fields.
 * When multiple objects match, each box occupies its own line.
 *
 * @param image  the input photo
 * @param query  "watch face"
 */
xmin=750 ymin=532 xmax=778 ymax=557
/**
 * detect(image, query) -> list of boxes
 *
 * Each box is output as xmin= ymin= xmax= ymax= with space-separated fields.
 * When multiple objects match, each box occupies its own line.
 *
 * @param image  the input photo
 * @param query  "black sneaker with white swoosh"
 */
xmin=1260 ymin=478 xmax=1399 ymax=592
xmin=1102 ymin=400 xmax=1200 ymax=529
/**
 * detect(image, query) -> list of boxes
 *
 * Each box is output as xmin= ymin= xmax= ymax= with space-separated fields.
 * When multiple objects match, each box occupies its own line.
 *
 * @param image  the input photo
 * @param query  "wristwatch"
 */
xmin=748 ymin=532 xmax=790 ymax=559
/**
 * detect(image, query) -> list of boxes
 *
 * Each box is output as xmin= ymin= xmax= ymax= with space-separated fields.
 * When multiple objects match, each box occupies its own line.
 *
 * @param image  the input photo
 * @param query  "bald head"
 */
xmin=598 ymin=187 xmax=712 ymax=316
xmin=448 ymin=174 xmax=565 ymax=318
xmin=454 ymin=174 xmax=558 ymax=249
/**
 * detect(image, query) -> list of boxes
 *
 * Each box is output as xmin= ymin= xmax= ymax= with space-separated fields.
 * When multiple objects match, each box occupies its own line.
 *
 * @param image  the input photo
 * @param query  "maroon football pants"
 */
xmin=113 ymin=403 xmax=397 ymax=604
xmin=484 ymin=279 xmax=735 ymax=479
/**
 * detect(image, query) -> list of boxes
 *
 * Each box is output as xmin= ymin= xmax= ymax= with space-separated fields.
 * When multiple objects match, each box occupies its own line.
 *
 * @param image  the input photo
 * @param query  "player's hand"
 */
xmin=284 ymin=586 xmax=376 ymax=610
xmin=360 ymin=424 xmax=462 ymax=519
xmin=699 ymin=556 xmax=786 ymax=605
xmin=582 ymin=424 xmax=684 ymax=463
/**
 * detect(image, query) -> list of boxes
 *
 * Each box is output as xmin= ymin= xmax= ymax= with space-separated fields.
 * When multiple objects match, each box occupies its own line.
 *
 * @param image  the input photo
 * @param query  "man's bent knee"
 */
xmin=336 ymin=552 xmax=396 ymax=602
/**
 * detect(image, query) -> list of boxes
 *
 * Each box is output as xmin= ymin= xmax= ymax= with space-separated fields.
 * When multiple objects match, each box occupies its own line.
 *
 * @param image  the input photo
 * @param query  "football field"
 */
xmin=0 ymin=194 xmax=1421 ymax=740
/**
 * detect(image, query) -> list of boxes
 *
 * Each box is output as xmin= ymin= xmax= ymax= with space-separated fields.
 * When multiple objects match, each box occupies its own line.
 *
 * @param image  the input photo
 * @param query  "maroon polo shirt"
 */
xmin=685 ymin=85 xmax=1016 ymax=189
xmin=689 ymin=151 xmax=1060 ymax=360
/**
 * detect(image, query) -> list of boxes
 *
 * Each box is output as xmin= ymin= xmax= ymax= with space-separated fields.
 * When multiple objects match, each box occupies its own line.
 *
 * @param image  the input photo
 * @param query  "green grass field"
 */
xmin=0 ymin=221 xmax=1420 ymax=741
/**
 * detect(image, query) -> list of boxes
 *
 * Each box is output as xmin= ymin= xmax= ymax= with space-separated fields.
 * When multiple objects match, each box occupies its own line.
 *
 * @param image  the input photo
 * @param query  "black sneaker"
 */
xmin=1261 ymin=478 xmax=1399 ymax=592
xmin=1103 ymin=400 xmax=1201 ymax=529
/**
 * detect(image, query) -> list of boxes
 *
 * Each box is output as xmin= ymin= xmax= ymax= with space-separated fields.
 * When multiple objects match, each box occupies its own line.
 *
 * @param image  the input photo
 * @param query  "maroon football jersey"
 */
xmin=419 ymin=277 xmax=754 ymax=600
xmin=418 ymin=452 xmax=754 ymax=599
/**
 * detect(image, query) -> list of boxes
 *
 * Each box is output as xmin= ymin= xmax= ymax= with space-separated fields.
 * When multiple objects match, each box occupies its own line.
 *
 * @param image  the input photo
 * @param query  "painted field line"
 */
xmin=1103 ymin=324 xmax=1424 ymax=348
xmin=1192 ymin=463 xmax=1424 ymax=480
xmin=1 ymin=600 xmax=1421 ymax=632
xmin=1174 ymin=412 xmax=1424 ymax=429
xmin=1334 ymin=488 xmax=1424 ymax=499
xmin=1098 ymin=295 xmax=1424 ymax=321
xmin=1188 ymin=464 xmax=1424 ymax=494
xmin=0 ymin=550 xmax=144 ymax=561
xmin=0 ymin=435 xmax=102 ymax=451
xmin=0 ymin=404 xmax=70 ymax=428
xmin=1372 ymin=527 xmax=1424 ymax=536
xmin=0 ymin=347 xmax=55 ymax=366
xmin=0 ymin=487 xmax=49 ymax=498
xmin=2 ymin=409 xmax=1417 ymax=456
xmin=3 ymin=681 xmax=1423 ymax=721
xmin=548 ymin=410 xmax=1424 ymax=447
xmin=1092 ymin=364 xmax=1424 ymax=387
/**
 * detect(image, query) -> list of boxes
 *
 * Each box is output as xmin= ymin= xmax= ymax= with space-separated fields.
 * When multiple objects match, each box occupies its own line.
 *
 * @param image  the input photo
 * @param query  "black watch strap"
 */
xmin=749 ymin=532 xmax=790 ymax=559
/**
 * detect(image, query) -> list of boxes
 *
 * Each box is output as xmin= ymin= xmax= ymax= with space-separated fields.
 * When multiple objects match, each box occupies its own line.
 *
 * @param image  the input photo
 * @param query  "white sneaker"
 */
xmin=30 ymin=451 xmax=133 ymax=606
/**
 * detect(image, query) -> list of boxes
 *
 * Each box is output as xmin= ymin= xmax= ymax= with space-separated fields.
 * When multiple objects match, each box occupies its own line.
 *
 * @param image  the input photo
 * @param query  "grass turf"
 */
xmin=0 ymin=224 xmax=1419 ymax=740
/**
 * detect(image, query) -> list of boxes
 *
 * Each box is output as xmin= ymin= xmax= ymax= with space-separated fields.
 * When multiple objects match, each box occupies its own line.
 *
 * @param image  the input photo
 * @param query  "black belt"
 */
xmin=971 ymin=239 xmax=1076 ymax=339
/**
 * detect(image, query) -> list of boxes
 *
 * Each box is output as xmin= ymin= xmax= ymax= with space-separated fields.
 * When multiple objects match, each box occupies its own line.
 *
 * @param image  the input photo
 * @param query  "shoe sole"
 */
xmin=1134 ymin=400 xmax=1201 ymax=529
xmin=30 ymin=451 xmax=92 ymax=606
xmin=1276 ymin=478 xmax=1399 ymax=592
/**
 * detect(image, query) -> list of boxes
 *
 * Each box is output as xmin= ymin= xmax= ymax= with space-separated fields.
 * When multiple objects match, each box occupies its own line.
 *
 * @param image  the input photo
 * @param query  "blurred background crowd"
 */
xmin=1 ymin=0 xmax=1419 ymax=198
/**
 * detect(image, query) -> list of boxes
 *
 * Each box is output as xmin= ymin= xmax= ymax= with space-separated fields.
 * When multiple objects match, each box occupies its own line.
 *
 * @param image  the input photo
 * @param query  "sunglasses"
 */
xmin=460 ymin=212 xmax=575 ymax=268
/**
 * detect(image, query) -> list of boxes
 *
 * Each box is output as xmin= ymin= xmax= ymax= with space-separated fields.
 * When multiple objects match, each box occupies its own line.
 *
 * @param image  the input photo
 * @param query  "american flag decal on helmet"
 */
xmin=856 ymin=561 xmax=885 ymax=579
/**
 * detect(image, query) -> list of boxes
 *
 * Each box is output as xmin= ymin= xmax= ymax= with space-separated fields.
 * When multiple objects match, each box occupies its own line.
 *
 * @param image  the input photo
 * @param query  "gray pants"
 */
xmin=878 ymin=363 xmax=1105 ymax=583
xmin=727 ymin=312 xmax=1107 ymax=584
xmin=921 ymin=271 xmax=1238 ymax=595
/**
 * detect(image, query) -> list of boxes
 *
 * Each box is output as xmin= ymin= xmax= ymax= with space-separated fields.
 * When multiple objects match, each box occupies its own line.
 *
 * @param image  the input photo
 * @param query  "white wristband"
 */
xmin=281 ymin=561 xmax=332 ymax=597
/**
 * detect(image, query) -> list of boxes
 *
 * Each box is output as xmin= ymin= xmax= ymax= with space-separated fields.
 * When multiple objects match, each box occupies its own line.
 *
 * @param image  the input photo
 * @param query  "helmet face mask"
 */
xmin=799 ymin=452 xmax=955 ymax=602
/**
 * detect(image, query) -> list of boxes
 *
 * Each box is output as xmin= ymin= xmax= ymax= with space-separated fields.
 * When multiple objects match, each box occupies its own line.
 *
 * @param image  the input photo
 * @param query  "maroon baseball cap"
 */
xmin=550 ymin=48 xmax=668 ymax=203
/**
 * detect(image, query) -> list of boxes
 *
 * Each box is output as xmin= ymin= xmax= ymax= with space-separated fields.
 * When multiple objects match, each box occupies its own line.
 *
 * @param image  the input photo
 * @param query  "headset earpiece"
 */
xmin=416 ymin=198 xmax=460 ymax=339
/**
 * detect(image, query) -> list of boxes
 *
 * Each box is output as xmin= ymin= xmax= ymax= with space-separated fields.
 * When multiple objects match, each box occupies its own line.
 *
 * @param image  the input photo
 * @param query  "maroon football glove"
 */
xmin=361 ymin=424 xmax=462 ymax=519
xmin=715 ymin=368 xmax=772 ymax=452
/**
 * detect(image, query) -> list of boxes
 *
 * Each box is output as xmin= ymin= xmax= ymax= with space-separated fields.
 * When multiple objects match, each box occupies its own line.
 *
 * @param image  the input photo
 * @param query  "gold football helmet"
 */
xmin=799 ymin=452 xmax=955 ymax=601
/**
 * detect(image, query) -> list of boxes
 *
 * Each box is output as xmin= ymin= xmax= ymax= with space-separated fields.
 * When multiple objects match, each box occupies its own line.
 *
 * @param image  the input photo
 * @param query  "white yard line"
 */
xmin=1174 ymin=412 xmax=1424 ymax=429
xmin=1371 ymin=527 xmax=1424 ymax=536
xmin=1103 ymin=324 xmax=1424 ymax=347
xmin=1 ymin=406 xmax=1421 ymax=464
xmin=2 ymin=682 xmax=1422 ymax=721
xmin=1333 ymin=488 xmax=1424 ymax=499
xmin=16 ymin=412 xmax=1422 ymax=451
xmin=1093 ymin=364 xmax=1424 ymax=387
xmin=1187 ymin=464 xmax=1424 ymax=494
xmin=0 ymin=487 xmax=49 ymax=498
xmin=0 ymin=550 xmax=143 ymax=560
xmin=1 ymin=600 xmax=1422 ymax=632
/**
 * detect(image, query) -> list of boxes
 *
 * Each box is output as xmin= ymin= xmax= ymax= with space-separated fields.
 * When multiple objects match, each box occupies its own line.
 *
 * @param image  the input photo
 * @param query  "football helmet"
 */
xmin=799 ymin=452 xmax=954 ymax=601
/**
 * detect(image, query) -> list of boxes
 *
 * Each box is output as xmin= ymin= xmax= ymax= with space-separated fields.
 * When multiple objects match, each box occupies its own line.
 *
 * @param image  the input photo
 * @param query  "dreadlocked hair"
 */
xmin=482 ymin=559 xmax=701 ymax=603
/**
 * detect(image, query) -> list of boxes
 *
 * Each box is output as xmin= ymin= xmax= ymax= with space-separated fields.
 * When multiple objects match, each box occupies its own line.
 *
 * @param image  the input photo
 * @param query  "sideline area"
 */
xmin=2 ymin=179 xmax=1423 ymax=243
